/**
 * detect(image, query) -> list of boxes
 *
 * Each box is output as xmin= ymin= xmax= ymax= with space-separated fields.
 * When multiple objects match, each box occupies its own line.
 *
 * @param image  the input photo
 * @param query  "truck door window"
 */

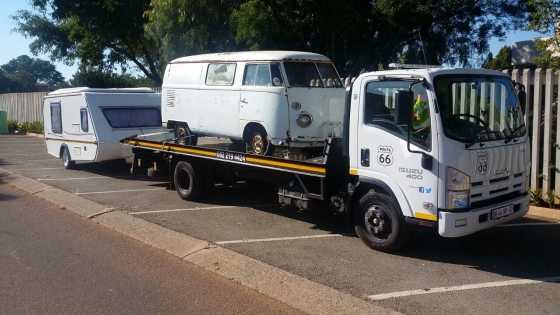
xmin=80 ymin=108 xmax=88 ymax=132
xmin=243 ymin=64 xmax=273 ymax=86
xmin=316 ymin=63 xmax=343 ymax=88
xmin=50 ymin=102 xmax=62 ymax=134
xmin=206 ymin=63 xmax=236 ymax=86
xmin=364 ymin=81 xmax=431 ymax=149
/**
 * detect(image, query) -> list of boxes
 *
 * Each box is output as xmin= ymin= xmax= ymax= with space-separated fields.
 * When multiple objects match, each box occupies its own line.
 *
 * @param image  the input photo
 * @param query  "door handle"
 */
xmin=240 ymin=98 xmax=248 ymax=104
xmin=361 ymin=148 xmax=370 ymax=167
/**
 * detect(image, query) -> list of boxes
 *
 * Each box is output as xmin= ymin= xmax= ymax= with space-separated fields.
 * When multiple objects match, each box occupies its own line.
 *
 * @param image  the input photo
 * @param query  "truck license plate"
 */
xmin=491 ymin=205 xmax=514 ymax=220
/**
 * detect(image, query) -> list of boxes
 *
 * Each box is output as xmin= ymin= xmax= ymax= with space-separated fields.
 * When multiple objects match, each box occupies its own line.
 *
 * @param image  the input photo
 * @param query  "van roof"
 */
xmin=47 ymin=87 xmax=157 ymax=97
xmin=170 ymin=51 xmax=331 ymax=63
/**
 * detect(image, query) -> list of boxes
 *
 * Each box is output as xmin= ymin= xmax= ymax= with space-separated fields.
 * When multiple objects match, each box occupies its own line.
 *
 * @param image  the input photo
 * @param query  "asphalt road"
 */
xmin=2 ymin=135 xmax=560 ymax=315
xmin=0 ymin=183 xmax=303 ymax=315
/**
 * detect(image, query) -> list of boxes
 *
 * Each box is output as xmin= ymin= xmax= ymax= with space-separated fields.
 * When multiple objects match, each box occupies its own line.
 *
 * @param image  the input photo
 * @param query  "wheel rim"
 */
xmin=364 ymin=205 xmax=392 ymax=240
xmin=63 ymin=150 xmax=69 ymax=167
xmin=177 ymin=168 xmax=192 ymax=192
xmin=177 ymin=127 xmax=188 ymax=144
xmin=252 ymin=134 xmax=265 ymax=154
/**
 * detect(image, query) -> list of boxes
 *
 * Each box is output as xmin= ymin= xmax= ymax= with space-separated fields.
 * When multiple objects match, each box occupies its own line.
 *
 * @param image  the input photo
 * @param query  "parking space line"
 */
xmin=129 ymin=206 xmax=240 ymax=215
xmin=75 ymin=188 xmax=166 ymax=195
xmin=11 ymin=167 xmax=61 ymax=171
xmin=215 ymin=234 xmax=343 ymax=245
xmin=38 ymin=177 xmax=105 ymax=181
xmin=498 ymin=222 xmax=560 ymax=227
xmin=367 ymin=276 xmax=560 ymax=301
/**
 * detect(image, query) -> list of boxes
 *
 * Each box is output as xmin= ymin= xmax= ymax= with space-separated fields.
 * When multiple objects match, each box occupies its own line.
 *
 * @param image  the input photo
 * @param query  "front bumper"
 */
xmin=438 ymin=194 xmax=529 ymax=238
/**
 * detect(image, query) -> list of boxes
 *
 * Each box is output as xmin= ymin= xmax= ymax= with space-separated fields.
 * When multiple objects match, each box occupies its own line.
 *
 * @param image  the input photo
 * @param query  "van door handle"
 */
xmin=240 ymin=98 xmax=248 ymax=104
xmin=361 ymin=148 xmax=370 ymax=167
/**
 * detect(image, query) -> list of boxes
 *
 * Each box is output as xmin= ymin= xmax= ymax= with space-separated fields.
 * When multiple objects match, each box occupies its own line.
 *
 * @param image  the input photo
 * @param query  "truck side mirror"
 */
xmin=395 ymin=90 xmax=413 ymax=125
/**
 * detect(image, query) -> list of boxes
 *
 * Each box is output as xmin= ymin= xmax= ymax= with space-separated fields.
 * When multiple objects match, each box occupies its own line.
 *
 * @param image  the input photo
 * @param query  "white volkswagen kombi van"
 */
xmin=162 ymin=51 xmax=345 ymax=155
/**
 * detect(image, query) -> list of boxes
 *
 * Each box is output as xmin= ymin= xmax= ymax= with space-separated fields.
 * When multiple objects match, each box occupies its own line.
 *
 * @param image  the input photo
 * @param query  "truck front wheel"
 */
xmin=173 ymin=161 xmax=206 ymax=201
xmin=354 ymin=191 xmax=409 ymax=252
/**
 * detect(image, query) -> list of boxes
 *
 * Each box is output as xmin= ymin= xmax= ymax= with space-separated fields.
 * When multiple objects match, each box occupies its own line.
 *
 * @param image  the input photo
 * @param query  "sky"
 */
xmin=0 ymin=2 xmax=550 ymax=80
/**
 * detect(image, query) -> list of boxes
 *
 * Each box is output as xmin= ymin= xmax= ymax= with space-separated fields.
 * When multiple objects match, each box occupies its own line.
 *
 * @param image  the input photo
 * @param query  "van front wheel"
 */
xmin=245 ymin=128 xmax=269 ymax=155
xmin=62 ymin=147 xmax=75 ymax=169
xmin=354 ymin=191 xmax=409 ymax=252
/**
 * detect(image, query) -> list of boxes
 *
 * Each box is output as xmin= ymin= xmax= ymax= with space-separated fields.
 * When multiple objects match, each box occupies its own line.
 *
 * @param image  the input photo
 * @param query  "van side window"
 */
xmin=364 ymin=81 xmax=431 ymax=149
xmin=243 ymin=64 xmax=273 ymax=86
xmin=50 ymin=102 xmax=62 ymax=134
xmin=206 ymin=63 xmax=236 ymax=86
xmin=270 ymin=63 xmax=284 ymax=86
xmin=80 ymin=108 xmax=88 ymax=132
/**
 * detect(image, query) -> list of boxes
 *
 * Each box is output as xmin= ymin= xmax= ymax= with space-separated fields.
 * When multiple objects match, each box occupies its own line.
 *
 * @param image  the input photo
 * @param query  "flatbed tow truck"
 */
xmin=123 ymin=67 xmax=530 ymax=252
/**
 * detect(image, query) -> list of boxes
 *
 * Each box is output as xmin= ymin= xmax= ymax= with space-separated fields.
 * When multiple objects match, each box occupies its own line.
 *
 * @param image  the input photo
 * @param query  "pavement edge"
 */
xmin=0 ymin=168 xmax=399 ymax=315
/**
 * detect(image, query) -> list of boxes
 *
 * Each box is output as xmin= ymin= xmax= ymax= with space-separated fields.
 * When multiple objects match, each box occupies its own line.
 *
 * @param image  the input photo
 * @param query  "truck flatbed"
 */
xmin=122 ymin=131 xmax=329 ymax=177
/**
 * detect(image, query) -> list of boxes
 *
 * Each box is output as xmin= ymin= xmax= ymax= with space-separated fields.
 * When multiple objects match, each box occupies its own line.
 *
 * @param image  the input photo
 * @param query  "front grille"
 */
xmin=470 ymin=191 xmax=526 ymax=209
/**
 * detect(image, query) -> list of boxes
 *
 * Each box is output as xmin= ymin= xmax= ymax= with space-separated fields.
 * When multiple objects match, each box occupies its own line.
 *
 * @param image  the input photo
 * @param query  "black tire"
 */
xmin=353 ymin=191 xmax=409 ymax=252
xmin=244 ymin=127 xmax=269 ymax=155
xmin=173 ymin=160 xmax=207 ymax=201
xmin=61 ymin=146 xmax=75 ymax=169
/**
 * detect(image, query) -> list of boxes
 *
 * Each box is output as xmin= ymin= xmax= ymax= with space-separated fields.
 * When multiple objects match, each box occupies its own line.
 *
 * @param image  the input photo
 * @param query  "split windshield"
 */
xmin=283 ymin=62 xmax=342 ymax=88
xmin=434 ymin=75 xmax=526 ymax=143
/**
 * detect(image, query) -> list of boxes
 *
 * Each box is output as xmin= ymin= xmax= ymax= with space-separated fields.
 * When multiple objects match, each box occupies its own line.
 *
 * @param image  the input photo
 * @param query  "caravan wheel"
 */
xmin=62 ymin=147 xmax=75 ymax=169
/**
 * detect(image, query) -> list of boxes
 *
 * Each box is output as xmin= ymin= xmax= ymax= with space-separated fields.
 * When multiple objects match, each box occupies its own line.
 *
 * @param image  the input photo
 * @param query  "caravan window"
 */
xmin=102 ymin=107 xmax=161 ymax=128
xmin=206 ymin=63 xmax=236 ymax=86
xmin=50 ymin=102 xmax=62 ymax=134
xmin=80 ymin=108 xmax=88 ymax=132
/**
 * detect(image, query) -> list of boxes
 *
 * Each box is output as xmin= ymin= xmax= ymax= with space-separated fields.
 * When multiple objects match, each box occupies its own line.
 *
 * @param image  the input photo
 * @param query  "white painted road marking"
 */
xmin=130 ymin=206 xmax=239 ymax=215
xmin=367 ymin=276 xmax=560 ymax=301
xmin=498 ymin=222 xmax=560 ymax=227
xmin=75 ymin=188 xmax=166 ymax=195
xmin=38 ymin=177 xmax=105 ymax=181
xmin=129 ymin=204 xmax=276 ymax=215
xmin=11 ymin=167 xmax=62 ymax=171
xmin=215 ymin=234 xmax=343 ymax=245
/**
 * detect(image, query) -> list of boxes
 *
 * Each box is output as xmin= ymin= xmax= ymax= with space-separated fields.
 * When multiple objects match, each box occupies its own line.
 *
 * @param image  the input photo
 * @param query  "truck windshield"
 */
xmin=434 ymin=75 xmax=526 ymax=143
xmin=284 ymin=62 xmax=342 ymax=88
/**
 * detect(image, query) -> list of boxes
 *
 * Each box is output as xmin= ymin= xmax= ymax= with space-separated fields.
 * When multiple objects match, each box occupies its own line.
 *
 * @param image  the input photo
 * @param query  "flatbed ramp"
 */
xmin=122 ymin=132 xmax=327 ymax=177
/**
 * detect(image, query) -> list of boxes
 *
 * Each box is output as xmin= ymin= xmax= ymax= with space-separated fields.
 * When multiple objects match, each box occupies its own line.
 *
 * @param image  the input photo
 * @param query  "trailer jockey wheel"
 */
xmin=173 ymin=161 xmax=206 ymax=201
xmin=354 ymin=191 xmax=409 ymax=252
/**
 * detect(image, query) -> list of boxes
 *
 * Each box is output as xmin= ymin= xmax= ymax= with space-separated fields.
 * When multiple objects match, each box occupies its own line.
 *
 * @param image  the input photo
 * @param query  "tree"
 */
xmin=229 ymin=0 xmax=528 ymax=74
xmin=14 ymin=0 xmax=162 ymax=84
xmin=69 ymin=67 xmax=154 ymax=88
xmin=482 ymin=47 xmax=513 ymax=70
xmin=526 ymin=0 xmax=560 ymax=69
xmin=0 ymin=55 xmax=65 ymax=92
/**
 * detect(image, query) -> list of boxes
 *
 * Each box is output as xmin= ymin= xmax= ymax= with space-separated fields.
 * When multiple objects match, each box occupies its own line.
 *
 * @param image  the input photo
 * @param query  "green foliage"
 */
xmin=533 ymin=38 xmax=560 ymax=69
xmin=7 ymin=121 xmax=44 ymax=134
xmin=14 ymin=0 xmax=162 ymax=84
xmin=16 ymin=0 xmax=531 ymax=79
xmin=482 ymin=47 xmax=512 ymax=70
xmin=0 ymin=55 xmax=66 ymax=92
xmin=70 ymin=67 xmax=154 ymax=88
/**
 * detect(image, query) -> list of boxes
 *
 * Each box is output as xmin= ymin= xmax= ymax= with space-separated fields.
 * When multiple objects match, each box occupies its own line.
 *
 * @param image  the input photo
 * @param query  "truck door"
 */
xmin=357 ymin=78 xmax=439 ymax=221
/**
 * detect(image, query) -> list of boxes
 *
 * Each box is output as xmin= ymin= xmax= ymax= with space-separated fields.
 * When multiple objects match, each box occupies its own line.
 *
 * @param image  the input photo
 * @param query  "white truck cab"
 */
xmin=348 ymin=67 xmax=529 ymax=247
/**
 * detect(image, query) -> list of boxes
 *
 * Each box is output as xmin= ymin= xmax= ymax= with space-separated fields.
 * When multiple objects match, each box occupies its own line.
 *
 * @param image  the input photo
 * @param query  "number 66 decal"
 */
xmin=376 ymin=145 xmax=394 ymax=166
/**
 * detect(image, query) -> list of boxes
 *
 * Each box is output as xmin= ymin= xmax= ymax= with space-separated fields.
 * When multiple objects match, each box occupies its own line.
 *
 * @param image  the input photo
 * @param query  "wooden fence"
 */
xmin=0 ymin=92 xmax=47 ymax=123
xmin=505 ymin=68 xmax=560 ymax=196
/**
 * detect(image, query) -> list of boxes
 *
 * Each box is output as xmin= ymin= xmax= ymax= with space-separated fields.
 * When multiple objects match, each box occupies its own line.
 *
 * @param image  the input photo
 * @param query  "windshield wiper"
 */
xmin=505 ymin=124 xmax=526 ymax=143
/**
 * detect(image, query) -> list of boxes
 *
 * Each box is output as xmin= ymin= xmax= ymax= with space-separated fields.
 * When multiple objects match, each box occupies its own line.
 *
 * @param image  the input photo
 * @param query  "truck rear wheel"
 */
xmin=173 ymin=161 xmax=206 ymax=201
xmin=354 ymin=191 xmax=409 ymax=252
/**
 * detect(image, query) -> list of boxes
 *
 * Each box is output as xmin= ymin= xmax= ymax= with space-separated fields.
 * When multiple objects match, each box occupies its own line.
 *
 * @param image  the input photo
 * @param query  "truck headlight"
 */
xmin=296 ymin=112 xmax=313 ymax=128
xmin=447 ymin=167 xmax=470 ymax=209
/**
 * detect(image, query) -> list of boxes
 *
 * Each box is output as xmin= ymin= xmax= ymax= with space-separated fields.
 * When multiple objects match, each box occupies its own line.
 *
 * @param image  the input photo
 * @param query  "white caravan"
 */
xmin=162 ymin=51 xmax=345 ymax=154
xmin=43 ymin=88 xmax=162 ymax=168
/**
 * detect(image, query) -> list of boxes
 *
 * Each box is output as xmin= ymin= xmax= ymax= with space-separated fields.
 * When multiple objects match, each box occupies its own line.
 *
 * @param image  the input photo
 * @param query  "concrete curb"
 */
xmin=0 ymin=168 xmax=398 ymax=315
xmin=528 ymin=206 xmax=560 ymax=222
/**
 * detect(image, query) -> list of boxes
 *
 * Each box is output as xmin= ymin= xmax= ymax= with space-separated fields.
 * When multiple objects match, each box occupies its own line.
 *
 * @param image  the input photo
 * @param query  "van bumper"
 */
xmin=438 ymin=194 xmax=529 ymax=238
